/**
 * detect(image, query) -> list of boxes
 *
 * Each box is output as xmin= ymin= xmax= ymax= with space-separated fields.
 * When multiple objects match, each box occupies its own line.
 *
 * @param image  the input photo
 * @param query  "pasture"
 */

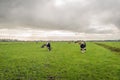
xmin=0 ymin=42 xmax=120 ymax=80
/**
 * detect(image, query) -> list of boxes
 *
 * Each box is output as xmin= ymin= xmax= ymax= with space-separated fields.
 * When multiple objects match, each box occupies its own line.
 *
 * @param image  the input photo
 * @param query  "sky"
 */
xmin=0 ymin=0 xmax=120 ymax=40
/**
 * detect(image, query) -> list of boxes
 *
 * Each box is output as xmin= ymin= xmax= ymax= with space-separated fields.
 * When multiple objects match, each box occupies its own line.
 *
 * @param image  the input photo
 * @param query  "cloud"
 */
xmin=0 ymin=28 xmax=119 ymax=40
xmin=0 ymin=0 xmax=120 ymax=40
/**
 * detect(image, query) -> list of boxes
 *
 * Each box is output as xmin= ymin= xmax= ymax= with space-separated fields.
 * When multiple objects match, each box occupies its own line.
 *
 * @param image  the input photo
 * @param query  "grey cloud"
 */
xmin=0 ymin=0 xmax=120 ymax=33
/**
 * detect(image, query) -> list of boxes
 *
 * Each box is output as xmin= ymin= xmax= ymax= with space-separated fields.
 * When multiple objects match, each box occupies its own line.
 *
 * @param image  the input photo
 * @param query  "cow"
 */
xmin=41 ymin=42 xmax=51 ymax=51
xmin=80 ymin=41 xmax=86 ymax=53
xmin=41 ymin=44 xmax=46 ymax=48
xmin=46 ymin=42 xmax=51 ymax=51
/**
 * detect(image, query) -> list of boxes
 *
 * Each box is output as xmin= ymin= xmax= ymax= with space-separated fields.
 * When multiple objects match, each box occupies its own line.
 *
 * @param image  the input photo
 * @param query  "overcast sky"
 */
xmin=0 ymin=0 xmax=120 ymax=40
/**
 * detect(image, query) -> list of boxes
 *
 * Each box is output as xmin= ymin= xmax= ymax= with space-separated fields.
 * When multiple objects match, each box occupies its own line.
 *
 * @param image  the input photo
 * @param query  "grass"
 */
xmin=96 ymin=42 xmax=120 ymax=48
xmin=95 ymin=42 xmax=120 ymax=52
xmin=0 ymin=42 xmax=120 ymax=80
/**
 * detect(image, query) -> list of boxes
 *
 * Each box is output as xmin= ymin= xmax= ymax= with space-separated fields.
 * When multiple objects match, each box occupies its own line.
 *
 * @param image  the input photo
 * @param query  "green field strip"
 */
xmin=95 ymin=42 xmax=120 ymax=52
xmin=0 ymin=42 xmax=120 ymax=80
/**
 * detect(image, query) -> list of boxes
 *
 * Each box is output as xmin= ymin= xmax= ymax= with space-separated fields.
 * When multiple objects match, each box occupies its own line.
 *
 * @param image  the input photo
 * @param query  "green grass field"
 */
xmin=102 ymin=42 xmax=120 ymax=48
xmin=0 ymin=42 xmax=120 ymax=80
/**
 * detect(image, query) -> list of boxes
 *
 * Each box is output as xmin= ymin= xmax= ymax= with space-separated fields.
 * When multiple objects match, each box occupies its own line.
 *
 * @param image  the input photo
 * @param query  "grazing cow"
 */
xmin=41 ymin=44 xmax=46 ymax=48
xmin=46 ymin=42 xmax=51 ymax=51
xmin=80 ymin=41 xmax=86 ymax=53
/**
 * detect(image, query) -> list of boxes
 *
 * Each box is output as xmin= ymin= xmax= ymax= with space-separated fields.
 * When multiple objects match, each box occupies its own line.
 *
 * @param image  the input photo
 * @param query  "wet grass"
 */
xmin=0 ymin=42 xmax=120 ymax=80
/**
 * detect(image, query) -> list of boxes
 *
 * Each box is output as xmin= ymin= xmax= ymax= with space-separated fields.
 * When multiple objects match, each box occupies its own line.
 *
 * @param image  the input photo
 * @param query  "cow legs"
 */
xmin=81 ymin=48 xmax=86 ymax=53
xmin=47 ymin=47 xmax=51 ymax=51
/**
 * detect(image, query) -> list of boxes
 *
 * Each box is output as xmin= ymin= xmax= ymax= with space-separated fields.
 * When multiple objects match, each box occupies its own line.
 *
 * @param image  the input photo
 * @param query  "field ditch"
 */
xmin=95 ymin=43 xmax=120 ymax=52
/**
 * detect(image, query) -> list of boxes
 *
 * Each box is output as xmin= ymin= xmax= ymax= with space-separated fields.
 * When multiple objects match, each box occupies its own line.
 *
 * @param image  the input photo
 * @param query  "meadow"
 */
xmin=96 ymin=42 xmax=120 ymax=48
xmin=0 ymin=42 xmax=120 ymax=80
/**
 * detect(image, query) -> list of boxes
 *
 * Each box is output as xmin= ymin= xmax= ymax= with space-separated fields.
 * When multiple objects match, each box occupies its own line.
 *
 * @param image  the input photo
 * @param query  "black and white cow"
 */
xmin=41 ymin=42 xmax=51 ymax=51
xmin=41 ymin=44 xmax=46 ymax=48
xmin=46 ymin=42 xmax=51 ymax=51
xmin=80 ymin=41 xmax=86 ymax=53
